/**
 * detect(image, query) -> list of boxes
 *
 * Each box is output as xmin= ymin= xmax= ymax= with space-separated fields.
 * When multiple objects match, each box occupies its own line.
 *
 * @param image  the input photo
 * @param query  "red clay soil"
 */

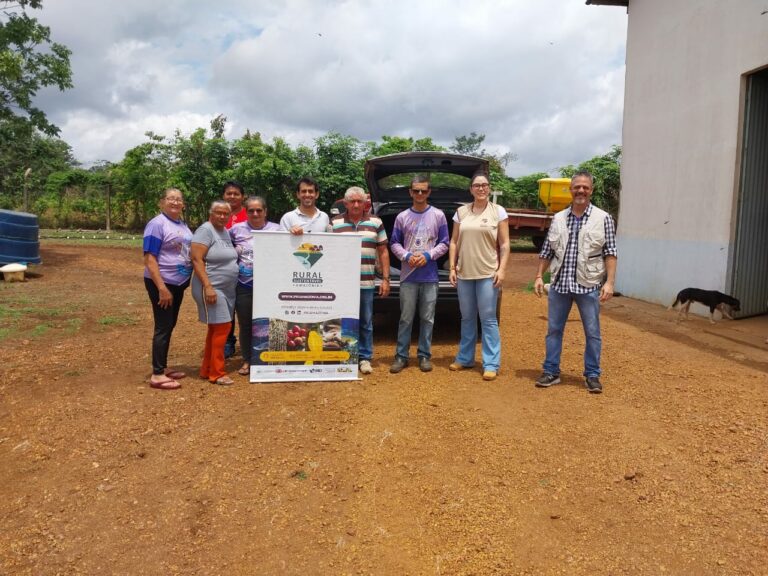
xmin=0 ymin=244 xmax=766 ymax=575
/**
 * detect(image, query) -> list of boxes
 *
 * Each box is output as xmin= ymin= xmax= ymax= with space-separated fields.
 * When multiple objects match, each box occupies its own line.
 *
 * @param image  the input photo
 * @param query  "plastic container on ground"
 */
xmin=0 ymin=209 xmax=41 ymax=264
xmin=538 ymin=178 xmax=572 ymax=212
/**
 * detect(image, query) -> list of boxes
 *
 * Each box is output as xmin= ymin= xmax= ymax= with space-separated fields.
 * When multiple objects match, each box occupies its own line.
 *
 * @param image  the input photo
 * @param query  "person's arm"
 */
xmin=229 ymin=227 xmax=245 ymax=256
xmin=389 ymin=218 xmax=408 ymax=262
xmin=144 ymin=253 xmax=172 ymax=308
xmin=448 ymin=222 xmax=460 ymax=287
xmin=599 ymin=214 xmax=618 ymax=302
xmin=493 ymin=218 xmax=510 ymax=288
xmin=534 ymin=258 xmax=551 ymax=297
xmin=377 ymin=242 xmax=390 ymax=297
xmin=190 ymin=243 xmax=217 ymax=305
xmin=600 ymin=255 xmax=617 ymax=302
xmin=429 ymin=214 xmax=450 ymax=262
xmin=280 ymin=212 xmax=305 ymax=235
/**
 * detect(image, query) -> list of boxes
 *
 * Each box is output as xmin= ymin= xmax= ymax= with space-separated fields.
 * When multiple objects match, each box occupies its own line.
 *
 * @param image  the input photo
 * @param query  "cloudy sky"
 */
xmin=34 ymin=0 xmax=627 ymax=177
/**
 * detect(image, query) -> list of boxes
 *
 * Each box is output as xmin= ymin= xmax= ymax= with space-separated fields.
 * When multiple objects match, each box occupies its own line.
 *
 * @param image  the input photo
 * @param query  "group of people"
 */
xmin=143 ymin=170 xmax=616 ymax=394
xmin=143 ymin=182 xmax=278 ymax=388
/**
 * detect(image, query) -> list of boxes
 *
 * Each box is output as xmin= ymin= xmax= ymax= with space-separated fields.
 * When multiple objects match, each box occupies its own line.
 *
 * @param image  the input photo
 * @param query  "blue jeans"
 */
xmin=543 ymin=288 xmax=602 ymax=377
xmin=396 ymin=281 xmax=438 ymax=360
xmin=359 ymin=288 xmax=374 ymax=361
xmin=455 ymin=278 xmax=501 ymax=371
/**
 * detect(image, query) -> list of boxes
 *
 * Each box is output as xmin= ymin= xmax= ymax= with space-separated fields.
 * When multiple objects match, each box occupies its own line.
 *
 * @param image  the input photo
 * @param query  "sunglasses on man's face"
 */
xmin=410 ymin=189 xmax=430 ymax=195
xmin=247 ymin=208 xmax=265 ymax=214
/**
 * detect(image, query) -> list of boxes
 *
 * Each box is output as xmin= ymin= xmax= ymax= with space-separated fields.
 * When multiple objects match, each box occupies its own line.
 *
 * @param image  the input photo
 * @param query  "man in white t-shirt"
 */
xmin=279 ymin=177 xmax=330 ymax=235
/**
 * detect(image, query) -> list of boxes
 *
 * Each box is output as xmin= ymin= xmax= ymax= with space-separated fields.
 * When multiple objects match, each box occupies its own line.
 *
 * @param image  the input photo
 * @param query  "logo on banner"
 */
xmin=293 ymin=243 xmax=324 ymax=269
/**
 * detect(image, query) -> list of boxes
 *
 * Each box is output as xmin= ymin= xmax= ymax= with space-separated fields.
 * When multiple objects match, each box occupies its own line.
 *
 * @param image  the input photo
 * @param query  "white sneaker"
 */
xmin=359 ymin=360 xmax=373 ymax=374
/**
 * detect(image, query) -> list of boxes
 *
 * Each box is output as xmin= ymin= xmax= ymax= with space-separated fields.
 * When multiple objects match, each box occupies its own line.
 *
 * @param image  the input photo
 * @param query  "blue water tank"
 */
xmin=0 ymin=209 xmax=41 ymax=264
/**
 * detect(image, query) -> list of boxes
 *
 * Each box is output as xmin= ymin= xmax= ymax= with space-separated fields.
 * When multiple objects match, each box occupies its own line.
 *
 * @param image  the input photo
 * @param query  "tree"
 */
xmin=450 ymin=132 xmax=486 ymax=157
xmin=36 ymin=167 xmax=96 ymax=227
xmin=0 ymin=116 xmax=74 ymax=209
xmin=171 ymin=119 xmax=230 ymax=225
xmin=313 ymin=132 xmax=366 ymax=209
xmin=507 ymin=172 xmax=550 ymax=209
xmin=229 ymin=131 xmax=306 ymax=218
xmin=365 ymin=135 xmax=443 ymax=157
xmin=559 ymin=145 xmax=621 ymax=217
xmin=113 ymin=133 xmax=172 ymax=227
xmin=449 ymin=132 xmax=520 ymax=204
xmin=0 ymin=0 xmax=73 ymax=135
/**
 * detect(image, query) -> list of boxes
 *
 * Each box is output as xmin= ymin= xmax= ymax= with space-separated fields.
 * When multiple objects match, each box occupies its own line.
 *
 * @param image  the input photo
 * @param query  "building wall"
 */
xmin=616 ymin=0 xmax=768 ymax=305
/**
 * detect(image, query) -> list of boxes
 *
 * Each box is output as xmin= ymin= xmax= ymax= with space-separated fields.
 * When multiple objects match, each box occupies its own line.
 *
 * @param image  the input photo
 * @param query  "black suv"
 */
xmin=365 ymin=151 xmax=492 ymax=315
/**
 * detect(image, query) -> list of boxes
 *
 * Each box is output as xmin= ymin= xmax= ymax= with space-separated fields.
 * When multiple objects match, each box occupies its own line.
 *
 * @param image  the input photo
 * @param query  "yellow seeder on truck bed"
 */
xmin=537 ymin=178 xmax=572 ymax=212
xmin=506 ymin=178 xmax=573 ymax=250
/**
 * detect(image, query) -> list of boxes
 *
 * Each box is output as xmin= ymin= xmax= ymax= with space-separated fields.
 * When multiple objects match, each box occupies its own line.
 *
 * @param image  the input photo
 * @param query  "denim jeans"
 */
xmin=359 ymin=288 xmax=374 ymax=361
xmin=543 ymin=288 xmax=601 ymax=377
xmin=395 ymin=281 xmax=438 ymax=361
xmin=455 ymin=278 xmax=501 ymax=371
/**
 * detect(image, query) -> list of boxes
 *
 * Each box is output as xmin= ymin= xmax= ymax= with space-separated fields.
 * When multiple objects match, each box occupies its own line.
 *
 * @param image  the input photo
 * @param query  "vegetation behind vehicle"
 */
xmin=2 ymin=119 xmax=621 ymax=233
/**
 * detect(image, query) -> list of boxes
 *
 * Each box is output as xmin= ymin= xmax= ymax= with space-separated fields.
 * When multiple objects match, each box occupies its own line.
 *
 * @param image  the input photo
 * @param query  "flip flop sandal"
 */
xmin=149 ymin=377 xmax=181 ymax=390
xmin=165 ymin=370 xmax=186 ymax=380
xmin=237 ymin=366 xmax=250 ymax=376
xmin=213 ymin=376 xmax=235 ymax=386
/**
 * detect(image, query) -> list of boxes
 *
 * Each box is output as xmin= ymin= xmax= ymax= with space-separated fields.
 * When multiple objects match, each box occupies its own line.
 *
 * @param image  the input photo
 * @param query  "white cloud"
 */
xmin=33 ymin=0 xmax=627 ymax=176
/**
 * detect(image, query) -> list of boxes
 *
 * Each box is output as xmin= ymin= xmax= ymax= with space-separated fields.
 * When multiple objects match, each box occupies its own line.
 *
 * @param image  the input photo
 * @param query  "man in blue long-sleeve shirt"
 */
xmin=389 ymin=175 xmax=450 ymax=373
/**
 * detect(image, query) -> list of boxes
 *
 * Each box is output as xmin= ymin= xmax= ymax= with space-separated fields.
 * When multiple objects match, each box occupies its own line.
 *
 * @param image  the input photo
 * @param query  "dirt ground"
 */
xmin=1 ymin=244 xmax=766 ymax=576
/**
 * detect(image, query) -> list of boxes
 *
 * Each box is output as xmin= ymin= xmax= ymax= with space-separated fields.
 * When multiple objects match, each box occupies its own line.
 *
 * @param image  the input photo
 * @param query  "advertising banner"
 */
xmin=250 ymin=232 xmax=361 ymax=382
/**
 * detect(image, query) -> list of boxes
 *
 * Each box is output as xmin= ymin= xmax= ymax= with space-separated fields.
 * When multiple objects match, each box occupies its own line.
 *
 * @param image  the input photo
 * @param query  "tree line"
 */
xmin=1 ymin=116 xmax=621 ymax=229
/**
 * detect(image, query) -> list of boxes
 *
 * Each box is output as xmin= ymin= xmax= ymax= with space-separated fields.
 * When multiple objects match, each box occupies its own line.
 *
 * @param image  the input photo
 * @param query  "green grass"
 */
xmin=0 ymin=295 xmax=83 ymax=340
xmin=98 ymin=315 xmax=137 ymax=326
xmin=38 ymin=306 xmax=76 ymax=318
xmin=0 ymin=304 xmax=24 ymax=320
xmin=40 ymin=229 xmax=143 ymax=248
xmin=29 ymin=323 xmax=50 ymax=337
xmin=510 ymin=238 xmax=539 ymax=253
xmin=65 ymin=318 xmax=82 ymax=335
xmin=0 ymin=305 xmax=36 ymax=336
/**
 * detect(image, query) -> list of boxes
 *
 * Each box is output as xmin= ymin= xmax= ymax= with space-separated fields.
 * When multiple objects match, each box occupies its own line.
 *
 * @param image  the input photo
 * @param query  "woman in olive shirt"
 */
xmin=448 ymin=172 xmax=510 ymax=381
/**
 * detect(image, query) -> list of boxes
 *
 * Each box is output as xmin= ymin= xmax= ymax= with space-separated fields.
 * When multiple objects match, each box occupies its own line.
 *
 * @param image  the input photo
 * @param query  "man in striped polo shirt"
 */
xmin=329 ymin=186 xmax=390 ymax=375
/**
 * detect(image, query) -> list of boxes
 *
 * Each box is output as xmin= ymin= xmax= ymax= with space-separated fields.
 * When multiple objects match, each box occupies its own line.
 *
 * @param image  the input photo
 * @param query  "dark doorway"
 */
xmin=731 ymin=67 xmax=768 ymax=317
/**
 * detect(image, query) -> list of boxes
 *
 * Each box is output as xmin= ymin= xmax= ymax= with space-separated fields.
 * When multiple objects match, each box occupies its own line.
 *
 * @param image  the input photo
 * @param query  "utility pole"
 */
xmin=23 ymin=168 xmax=32 ymax=212
xmin=105 ymin=171 xmax=112 ymax=233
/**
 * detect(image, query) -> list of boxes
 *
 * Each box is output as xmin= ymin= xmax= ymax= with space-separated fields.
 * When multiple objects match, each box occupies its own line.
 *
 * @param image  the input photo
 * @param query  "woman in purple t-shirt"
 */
xmin=229 ymin=196 xmax=281 ymax=377
xmin=142 ymin=188 xmax=193 ymax=390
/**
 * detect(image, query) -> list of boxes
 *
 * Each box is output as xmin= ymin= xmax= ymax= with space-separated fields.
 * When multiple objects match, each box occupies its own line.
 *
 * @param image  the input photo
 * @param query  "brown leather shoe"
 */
xmin=482 ymin=371 xmax=497 ymax=381
xmin=449 ymin=362 xmax=473 ymax=371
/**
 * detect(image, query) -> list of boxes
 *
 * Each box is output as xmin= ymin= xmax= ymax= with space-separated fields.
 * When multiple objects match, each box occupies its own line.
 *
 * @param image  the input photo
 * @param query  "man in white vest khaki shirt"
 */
xmin=533 ymin=171 xmax=617 ymax=393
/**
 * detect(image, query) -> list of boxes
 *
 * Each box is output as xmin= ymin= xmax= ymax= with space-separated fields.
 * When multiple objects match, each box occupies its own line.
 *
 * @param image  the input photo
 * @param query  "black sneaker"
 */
xmin=418 ymin=357 xmax=433 ymax=372
xmin=389 ymin=357 xmax=408 ymax=374
xmin=535 ymin=372 xmax=560 ymax=388
xmin=585 ymin=376 xmax=603 ymax=394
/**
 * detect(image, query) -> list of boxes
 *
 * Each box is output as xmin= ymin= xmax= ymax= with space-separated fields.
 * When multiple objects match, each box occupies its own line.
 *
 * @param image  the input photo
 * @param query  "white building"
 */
xmin=588 ymin=0 xmax=768 ymax=316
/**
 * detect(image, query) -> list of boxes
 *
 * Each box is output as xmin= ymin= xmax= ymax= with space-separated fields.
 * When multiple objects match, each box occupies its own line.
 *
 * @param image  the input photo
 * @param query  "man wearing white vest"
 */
xmin=533 ymin=171 xmax=617 ymax=393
